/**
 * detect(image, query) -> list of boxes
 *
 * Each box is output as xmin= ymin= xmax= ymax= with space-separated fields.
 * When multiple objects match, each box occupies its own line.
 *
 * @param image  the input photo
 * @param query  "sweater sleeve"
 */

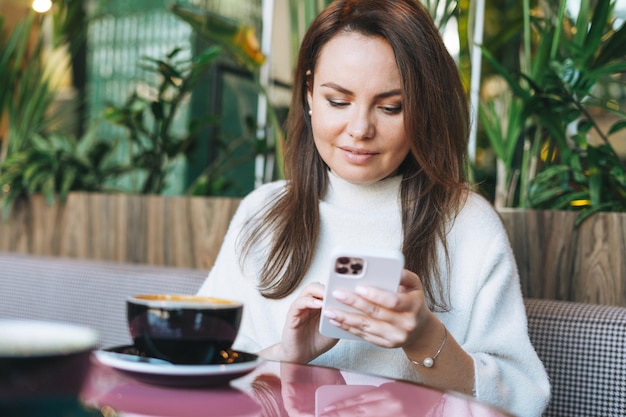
xmin=446 ymin=195 xmax=550 ymax=417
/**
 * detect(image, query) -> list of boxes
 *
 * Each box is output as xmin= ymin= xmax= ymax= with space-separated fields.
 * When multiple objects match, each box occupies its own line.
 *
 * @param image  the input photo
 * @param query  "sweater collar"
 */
xmin=323 ymin=171 xmax=402 ymax=210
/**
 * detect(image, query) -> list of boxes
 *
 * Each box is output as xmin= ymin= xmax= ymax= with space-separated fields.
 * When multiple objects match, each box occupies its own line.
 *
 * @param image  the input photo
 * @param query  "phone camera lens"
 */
xmin=350 ymin=263 xmax=363 ymax=274
xmin=337 ymin=257 xmax=350 ymax=265
xmin=336 ymin=266 xmax=349 ymax=274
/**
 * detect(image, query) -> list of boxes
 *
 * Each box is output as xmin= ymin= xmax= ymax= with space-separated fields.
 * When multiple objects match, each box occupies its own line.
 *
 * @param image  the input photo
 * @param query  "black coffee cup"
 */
xmin=127 ymin=294 xmax=243 ymax=365
xmin=0 ymin=320 xmax=98 ymax=402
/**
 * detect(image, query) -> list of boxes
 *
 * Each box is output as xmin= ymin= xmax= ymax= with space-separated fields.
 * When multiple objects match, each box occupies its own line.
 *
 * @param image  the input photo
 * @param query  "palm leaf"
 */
xmin=593 ymin=19 xmax=626 ymax=68
xmin=583 ymin=0 xmax=611 ymax=63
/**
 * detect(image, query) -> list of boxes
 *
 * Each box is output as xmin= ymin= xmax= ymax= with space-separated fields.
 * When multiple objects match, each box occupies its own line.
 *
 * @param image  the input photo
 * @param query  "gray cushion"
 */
xmin=525 ymin=298 xmax=626 ymax=417
xmin=0 ymin=252 xmax=208 ymax=348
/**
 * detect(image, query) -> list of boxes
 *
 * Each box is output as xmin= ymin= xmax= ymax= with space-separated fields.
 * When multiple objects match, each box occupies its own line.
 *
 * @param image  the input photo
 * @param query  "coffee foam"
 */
xmin=130 ymin=294 xmax=241 ymax=308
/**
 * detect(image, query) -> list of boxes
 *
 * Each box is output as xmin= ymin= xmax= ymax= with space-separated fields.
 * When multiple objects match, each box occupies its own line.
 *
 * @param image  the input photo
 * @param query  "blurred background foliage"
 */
xmin=479 ymin=0 xmax=626 ymax=224
xmin=0 ymin=0 xmax=268 ymax=212
xmin=0 ymin=0 xmax=625 ymax=222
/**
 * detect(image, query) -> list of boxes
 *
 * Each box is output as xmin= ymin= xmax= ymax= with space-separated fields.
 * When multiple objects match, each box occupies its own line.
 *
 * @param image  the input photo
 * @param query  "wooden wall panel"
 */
xmin=0 ymin=193 xmax=241 ymax=269
xmin=3 ymin=195 xmax=625 ymax=306
xmin=498 ymin=208 xmax=626 ymax=306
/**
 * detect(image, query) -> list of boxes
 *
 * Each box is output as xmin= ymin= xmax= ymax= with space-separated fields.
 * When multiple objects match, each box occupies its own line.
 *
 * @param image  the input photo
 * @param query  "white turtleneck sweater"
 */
xmin=198 ymin=173 xmax=550 ymax=417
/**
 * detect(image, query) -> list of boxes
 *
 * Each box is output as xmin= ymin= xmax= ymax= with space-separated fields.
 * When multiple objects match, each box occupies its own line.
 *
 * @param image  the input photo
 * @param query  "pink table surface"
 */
xmin=80 ymin=356 xmax=513 ymax=417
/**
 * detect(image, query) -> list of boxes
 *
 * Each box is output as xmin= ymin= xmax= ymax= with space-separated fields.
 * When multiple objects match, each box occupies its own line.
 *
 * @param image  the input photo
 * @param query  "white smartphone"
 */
xmin=319 ymin=246 xmax=404 ymax=340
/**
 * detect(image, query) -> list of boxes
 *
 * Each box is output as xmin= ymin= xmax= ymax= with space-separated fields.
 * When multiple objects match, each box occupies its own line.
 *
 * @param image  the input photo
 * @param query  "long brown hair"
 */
xmin=242 ymin=0 xmax=469 ymax=311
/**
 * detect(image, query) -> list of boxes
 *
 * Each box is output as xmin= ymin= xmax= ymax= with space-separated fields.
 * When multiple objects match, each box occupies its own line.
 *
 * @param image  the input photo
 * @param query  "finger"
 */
xmin=353 ymin=286 xmax=405 ymax=313
xmin=331 ymin=288 xmax=382 ymax=318
xmin=286 ymin=287 xmax=325 ymax=328
xmin=300 ymin=281 xmax=326 ymax=299
xmin=332 ymin=287 xmax=416 ymax=320
xmin=324 ymin=300 xmax=400 ymax=342
xmin=291 ymin=289 xmax=324 ymax=311
xmin=327 ymin=272 xmax=421 ymax=314
xmin=323 ymin=308 xmax=410 ymax=347
xmin=399 ymin=269 xmax=422 ymax=292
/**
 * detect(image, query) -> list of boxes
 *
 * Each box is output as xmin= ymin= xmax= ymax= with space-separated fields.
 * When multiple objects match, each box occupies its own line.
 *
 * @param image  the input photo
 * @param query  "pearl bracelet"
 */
xmin=407 ymin=326 xmax=447 ymax=368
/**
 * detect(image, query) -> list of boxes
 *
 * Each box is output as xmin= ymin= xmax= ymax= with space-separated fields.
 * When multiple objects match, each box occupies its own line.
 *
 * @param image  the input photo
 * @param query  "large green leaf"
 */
xmin=593 ymin=19 xmax=626 ymax=68
xmin=582 ymin=0 xmax=611 ymax=63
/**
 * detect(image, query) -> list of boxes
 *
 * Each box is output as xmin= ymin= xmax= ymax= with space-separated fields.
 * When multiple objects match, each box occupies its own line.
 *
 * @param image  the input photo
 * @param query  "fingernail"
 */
xmin=332 ymin=290 xmax=347 ymax=300
xmin=313 ymin=299 xmax=323 ymax=307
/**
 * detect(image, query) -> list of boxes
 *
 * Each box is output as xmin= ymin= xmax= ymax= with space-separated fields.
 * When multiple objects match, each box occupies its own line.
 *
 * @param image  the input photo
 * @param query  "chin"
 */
xmin=332 ymin=172 xmax=381 ymax=185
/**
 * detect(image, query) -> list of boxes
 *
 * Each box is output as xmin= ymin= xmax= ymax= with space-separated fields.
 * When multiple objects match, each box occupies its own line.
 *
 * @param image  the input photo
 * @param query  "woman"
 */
xmin=198 ymin=0 xmax=550 ymax=416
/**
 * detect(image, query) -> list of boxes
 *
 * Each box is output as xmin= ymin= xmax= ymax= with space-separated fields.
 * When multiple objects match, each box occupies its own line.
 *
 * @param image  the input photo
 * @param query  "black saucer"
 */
xmin=95 ymin=345 xmax=263 ymax=387
xmin=105 ymin=345 xmax=257 ymax=366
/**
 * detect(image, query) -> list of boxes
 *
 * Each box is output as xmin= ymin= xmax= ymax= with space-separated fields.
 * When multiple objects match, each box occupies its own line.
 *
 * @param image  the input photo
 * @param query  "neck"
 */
xmin=324 ymin=171 xmax=402 ymax=211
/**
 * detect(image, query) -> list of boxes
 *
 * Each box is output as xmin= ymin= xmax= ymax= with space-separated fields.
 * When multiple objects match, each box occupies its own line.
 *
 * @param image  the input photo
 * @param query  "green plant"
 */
xmin=0 ymin=12 xmax=58 ymax=160
xmin=287 ymin=0 xmax=333 ymax=69
xmin=103 ymin=46 xmax=227 ymax=194
xmin=168 ymin=3 xmax=284 ymax=181
xmin=0 ymin=129 xmax=129 ymax=216
xmin=2 ymin=3 xmax=270 ymax=205
xmin=0 ymin=11 xmax=121 ymax=216
xmin=186 ymin=114 xmax=258 ymax=196
xmin=104 ymin=41 xmax=261 ymax=197
xmin=423 ymin=0 xmax=460 ymax=30
xmin=0 ymin=8 xmax=93 ymax=214
xmin=480 ymin=0 xmax=626 ymax=224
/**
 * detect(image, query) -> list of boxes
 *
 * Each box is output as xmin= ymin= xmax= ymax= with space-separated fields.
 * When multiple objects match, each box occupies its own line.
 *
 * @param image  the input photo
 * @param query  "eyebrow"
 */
xmin=320 ymin=82 xmax=402 ymax=100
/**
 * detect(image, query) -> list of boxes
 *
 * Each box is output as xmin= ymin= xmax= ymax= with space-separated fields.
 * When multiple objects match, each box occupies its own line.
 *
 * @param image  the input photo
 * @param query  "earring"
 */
xmin=308 ymin=109 xmax=312 ymax=116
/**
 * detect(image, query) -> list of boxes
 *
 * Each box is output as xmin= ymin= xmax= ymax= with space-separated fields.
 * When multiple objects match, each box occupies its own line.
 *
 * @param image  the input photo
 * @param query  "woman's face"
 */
xmin=307 ymin=32 xmax=410 ymax=185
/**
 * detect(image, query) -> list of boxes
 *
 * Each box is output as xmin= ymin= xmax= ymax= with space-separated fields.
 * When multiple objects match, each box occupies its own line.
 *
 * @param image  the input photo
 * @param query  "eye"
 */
xmin=381 ymin=105 xmax=402 ymax=115
xmin=328 ymin=99 xmax=349 ymax=108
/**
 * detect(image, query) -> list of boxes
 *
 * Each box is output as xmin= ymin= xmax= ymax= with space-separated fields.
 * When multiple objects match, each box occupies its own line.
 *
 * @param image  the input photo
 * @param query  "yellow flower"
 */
xmin=570 ymin=199 xmax=591 ymax=207
xmin=169 ymin=4 xmax=266 ymax=72
xmin=234 ymin=26 xmax=266 ymax=66
xmin=540 ymin=141 xmax=557 ymax=162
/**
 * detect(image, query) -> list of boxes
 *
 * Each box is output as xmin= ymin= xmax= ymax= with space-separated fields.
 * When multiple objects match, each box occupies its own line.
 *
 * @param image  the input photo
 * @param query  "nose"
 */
xmin=347 ymin=106 xmax=374 ymax=139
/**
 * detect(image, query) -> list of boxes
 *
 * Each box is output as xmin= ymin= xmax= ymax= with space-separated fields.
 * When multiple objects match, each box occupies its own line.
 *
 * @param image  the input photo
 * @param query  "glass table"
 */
xmin=1 ymin=351 xmax=513 ymax=417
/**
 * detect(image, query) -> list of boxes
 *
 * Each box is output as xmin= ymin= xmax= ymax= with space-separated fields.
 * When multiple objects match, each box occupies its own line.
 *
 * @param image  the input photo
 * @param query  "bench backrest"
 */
xmin=525 ymin=298 xmax=626 ymax=417
xmin=0 ymin=252 xmax=208 ymax=348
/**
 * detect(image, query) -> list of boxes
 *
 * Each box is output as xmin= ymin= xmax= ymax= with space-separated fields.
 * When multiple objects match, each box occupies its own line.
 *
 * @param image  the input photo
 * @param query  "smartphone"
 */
xmin=319 ymin=247 xmax=404 ymax=340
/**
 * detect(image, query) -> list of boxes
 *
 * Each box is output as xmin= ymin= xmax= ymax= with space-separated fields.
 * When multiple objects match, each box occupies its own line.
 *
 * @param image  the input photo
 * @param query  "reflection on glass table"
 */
xmin=78 ymin=356 xmax=513 ymax=417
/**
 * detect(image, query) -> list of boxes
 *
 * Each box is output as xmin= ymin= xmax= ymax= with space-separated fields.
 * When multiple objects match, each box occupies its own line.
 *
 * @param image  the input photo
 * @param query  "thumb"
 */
xmin=399 ymin=269 xmax=423 ymax=293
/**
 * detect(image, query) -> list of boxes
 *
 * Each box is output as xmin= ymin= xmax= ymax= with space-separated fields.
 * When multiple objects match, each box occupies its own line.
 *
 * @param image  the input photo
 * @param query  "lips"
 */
xmin=339 ymin=146 xmax=378 ymax=164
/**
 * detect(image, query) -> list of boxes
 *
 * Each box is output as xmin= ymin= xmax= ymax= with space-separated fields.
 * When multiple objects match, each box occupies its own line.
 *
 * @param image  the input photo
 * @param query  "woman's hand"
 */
xmin=265 ymin=282 xmax=339 ymax=364
xmin=319 ymin=269 xmax=476 ymax=396
xmin=261 ymin=271 xmax=475 ymax=396
xmin=320 ymin=269 xmax=435 ymax=350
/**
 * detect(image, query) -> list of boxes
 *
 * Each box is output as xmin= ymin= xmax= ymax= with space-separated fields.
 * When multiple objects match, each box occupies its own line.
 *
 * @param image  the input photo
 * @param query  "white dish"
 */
xmin=94 ymin=346 xmax=263 ymax=387
xmin=0 ymin=319 xmax=98 ymax=357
